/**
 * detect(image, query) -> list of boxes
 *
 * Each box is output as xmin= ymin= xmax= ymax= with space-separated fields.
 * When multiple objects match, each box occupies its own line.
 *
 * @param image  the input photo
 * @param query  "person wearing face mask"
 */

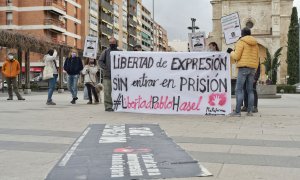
xmin=208 ymin=42 xmax=220 ymax=51
xmin=63 ymin=49 xmax=83 ymax=104
xmin=98 ymin=37 xmax=120 ymax=112
xmin=1 ymin=52 xmax=25 ymax=101
xmin=82 ymin=58 xmax=99 ymax=104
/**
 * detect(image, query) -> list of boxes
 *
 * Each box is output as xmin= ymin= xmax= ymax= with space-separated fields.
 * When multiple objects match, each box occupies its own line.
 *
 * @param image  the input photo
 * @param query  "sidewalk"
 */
xmin=0 ymin=92 xmax=300 ymax=180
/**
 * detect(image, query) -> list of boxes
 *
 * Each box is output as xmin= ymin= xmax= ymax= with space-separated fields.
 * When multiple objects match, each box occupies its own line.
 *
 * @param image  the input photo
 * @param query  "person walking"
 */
xmin=241 ymin=63 xmax=261 ymax=113
xmin=63 ymin=49 xmax=83 ymax=104
xmin=2 ymin=52 xmax=25 ymax=101
xmin=82 ymin=58 xmax=99 ymax=104
xmin=44 ymin=49 xmax=58 ymax=105
xmin=98 ymin=37 xmax=120 ymax=112
xmin=227 ymin=27 xmax=259 ymax=116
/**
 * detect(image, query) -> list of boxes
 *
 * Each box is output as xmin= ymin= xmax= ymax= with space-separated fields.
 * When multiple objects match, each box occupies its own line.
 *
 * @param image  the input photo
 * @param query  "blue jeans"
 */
xmin=67 ymin=74 xmax=79 ymax=99
xmin=47 ymin=74 xmax=58 ymax=102
xmin=235 ymin=68 xmax=256 ymax=113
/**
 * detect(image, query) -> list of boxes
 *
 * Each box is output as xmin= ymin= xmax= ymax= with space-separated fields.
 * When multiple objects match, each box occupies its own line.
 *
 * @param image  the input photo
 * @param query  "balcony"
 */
xmin=128 ymin=27 xmax=136 ymax=37
xmin=101 ymin=12 xmax=113 ymax=24
xmin=100 ymin=25 xmax=113 ymax=36
xmin=44 ymin=18 xmax=66 ymax=33
xmin=128 ymin=17 xmax=137 ymax=27
xmin=101 ymin=37 xmax=109 ymax=46
xmin=128 ymin=37 xmax=136 ymax=46
xmin=101 ymin=0 xmax=113 ymax=12
xmin=44 ymin=0 xmax=66 ymax=15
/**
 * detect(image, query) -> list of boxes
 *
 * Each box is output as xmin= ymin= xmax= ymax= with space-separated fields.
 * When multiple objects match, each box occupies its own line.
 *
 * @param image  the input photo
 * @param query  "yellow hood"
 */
xmin=240 ymin=36 xmax=258 ymax=46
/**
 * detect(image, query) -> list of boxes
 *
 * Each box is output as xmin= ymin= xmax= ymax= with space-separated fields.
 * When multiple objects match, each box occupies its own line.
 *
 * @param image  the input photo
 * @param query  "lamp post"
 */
xmin=297 ymin=18 xmax=300 ymax=92
xmin=187 ymin=18 xmax=199 ymax=33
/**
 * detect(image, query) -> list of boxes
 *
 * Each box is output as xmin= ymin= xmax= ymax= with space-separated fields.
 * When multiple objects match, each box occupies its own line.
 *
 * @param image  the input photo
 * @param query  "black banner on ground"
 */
xmin=46 ymin=124 xmax=211 ymax=180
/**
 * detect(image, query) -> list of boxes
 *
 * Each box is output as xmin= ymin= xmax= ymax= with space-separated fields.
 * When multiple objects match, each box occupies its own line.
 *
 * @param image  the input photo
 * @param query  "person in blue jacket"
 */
xmin=64 ymin=49 xmax=83 ymax=104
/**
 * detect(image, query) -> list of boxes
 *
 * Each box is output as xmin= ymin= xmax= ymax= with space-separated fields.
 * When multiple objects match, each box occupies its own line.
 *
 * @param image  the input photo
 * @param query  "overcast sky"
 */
xmin=142 ymin=0 xmax=300 ymax=42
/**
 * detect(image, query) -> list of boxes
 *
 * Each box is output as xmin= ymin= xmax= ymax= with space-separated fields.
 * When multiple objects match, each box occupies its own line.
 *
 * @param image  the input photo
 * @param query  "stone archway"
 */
xmin=258 ymin=44 xmax=267 ymax=83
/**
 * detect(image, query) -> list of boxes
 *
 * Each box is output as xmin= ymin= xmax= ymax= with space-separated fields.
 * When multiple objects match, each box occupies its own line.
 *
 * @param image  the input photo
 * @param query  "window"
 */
xmin=246 ymin=21 xmax=254 ymax=29
xmin=6 ymin=12 xmax=13 ymax=25
xmin=74 ymin=23 xmax=77 ymax=34
xmin=90 ymin=16 xmax=98 ymax=26
xmin=6 ymin=0 xmax=12 ymax=6
xmin=74 ymin=7 xmax=77 ymax=18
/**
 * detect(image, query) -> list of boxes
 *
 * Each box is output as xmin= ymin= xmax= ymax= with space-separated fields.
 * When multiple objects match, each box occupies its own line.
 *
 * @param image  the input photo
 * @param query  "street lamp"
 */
xmin=187 ymin=18 xmax=199 ymax=33
xmin=297 ymin=18 xmax=300 ymax=92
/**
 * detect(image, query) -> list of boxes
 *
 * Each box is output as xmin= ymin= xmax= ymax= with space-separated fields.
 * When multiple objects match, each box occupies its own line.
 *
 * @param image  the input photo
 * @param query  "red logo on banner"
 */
xmin=208 ymin=93 xmax=227 ymax=106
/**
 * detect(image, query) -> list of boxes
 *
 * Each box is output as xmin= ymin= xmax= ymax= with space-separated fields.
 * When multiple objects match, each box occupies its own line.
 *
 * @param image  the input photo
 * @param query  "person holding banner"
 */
xmin=98 ymin=37 xmax=120 ymax=112
xmin=227 ymin=27 xmax=259 ymax=117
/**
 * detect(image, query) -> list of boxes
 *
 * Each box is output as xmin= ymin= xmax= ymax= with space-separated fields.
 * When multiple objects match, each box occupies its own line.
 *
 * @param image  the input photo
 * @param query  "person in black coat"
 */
xmin=63 ymin=49 xmax=83 ymax=104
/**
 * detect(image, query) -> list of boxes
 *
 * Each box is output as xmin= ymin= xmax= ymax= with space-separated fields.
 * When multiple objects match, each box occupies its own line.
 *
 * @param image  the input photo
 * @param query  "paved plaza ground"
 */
xmin=0 ymin=91 xmax=300 ymax=180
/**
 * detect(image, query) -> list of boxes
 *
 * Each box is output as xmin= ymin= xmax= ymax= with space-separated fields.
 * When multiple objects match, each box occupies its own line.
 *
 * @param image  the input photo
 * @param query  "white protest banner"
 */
xmin=83 ymin=36 xmax=99 ymax=59
xmin=221 ymin=12 xmax=241 ymax=45
xmin=188 ymin=32 xmax=206 ymax=52
xmin=110 ymin=52 xmax=232 ymax=115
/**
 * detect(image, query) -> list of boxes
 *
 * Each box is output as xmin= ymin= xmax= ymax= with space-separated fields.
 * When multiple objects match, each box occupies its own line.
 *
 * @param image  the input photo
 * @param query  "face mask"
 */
xmin=8 ymin=55 xmax=14 ymax=60
xmin=110 ymin=44 xmax=117 ymax=50
xmin=71 ymin=53 xmax=77 ymax=58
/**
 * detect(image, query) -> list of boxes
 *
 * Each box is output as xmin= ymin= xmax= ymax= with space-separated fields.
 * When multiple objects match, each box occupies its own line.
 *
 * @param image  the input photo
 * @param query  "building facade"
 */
xmin=82 ymin=0 xmax=99 ymax=42
xmin=99 ymin=0 xmax=113 ymax=50
xmin=141 ymin=4 xmax=153 ymax=51
xmin=153 ymin=21 xmax=168 ymax=51
xmin=0 ymin=0 xmax=83 ymax=49
xmin=208 ymin=0 xmax=294 ymax=83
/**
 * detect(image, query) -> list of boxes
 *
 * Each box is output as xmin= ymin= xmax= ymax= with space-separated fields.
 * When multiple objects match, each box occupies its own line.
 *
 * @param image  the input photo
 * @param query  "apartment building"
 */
xmin=99 ymin=0 xmax=113 ymax=51
xmin=0 ymin=0 xmax=83 ymax=49
xmin=112 ymin=0 xmax=127 ymax=50
xmin=153 ymin=21 xmax=168 ymax=51
xmin=141 ymin=4 xmax=152 ymax=51
xmin=127 ymin=0 xmax=137 ymax=51
xmin=81 ymin=0 xmax=99 ymax=42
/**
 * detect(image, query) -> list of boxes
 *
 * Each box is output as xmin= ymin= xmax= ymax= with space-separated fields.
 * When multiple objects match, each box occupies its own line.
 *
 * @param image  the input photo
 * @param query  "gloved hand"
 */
xmin=227 ymin=48 xmax=233 ymax=54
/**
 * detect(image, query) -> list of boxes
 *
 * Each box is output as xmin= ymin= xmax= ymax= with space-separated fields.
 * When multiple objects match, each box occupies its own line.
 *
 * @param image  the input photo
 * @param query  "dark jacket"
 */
xmin=98 ymin=48 xmax=120 ymax=79
xmin=63 ymin=57 xmax=83 ymax=75
xmin=254 ymin=63 xmax=261 ymax=82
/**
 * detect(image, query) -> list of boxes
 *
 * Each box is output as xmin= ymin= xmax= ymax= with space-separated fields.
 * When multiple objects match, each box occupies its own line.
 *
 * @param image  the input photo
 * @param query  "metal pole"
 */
xmin=191 ymin=18 xmax=195 ymax=33
xmin=152 ymin=0 xmax=154 ymax=21
xmin=297 ymin=18 xmax=300 ymax=92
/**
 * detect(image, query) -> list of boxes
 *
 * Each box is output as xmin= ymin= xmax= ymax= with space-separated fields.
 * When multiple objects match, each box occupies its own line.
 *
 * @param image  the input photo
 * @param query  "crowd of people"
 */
xmin=1 ymin=27 xmax=261 ymax=115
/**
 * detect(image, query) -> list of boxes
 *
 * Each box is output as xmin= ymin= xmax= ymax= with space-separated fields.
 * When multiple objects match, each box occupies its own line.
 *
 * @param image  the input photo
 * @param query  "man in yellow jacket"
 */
xmin=2 ymin=52 xmax=25 ymax=100
xmin=227 ymin=27 xmax=259 ymax=116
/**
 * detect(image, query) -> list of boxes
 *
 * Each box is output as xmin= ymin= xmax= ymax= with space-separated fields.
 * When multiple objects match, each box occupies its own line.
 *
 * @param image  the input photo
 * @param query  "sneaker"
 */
xmin=246 ymin=112 xmax=253 ymax=116
xmin=46 ymin=101 xmax=56 ymax=105
xmin=253 ymin=107 xmax=258 ymax=113
xmin=229 ymin=112 xmax=241 ymax=117
xmin=87 ymin=101 xmax=92 ymax=104
xmin=7 ymin=97 xmax=13 ymax=100
xmin=94 ymin=101 xmax=99 ymax=104
xmin=241 ymin=106 xmax=247 ymax=112
xmin=18 ymin=98 xmax=25 ymax=101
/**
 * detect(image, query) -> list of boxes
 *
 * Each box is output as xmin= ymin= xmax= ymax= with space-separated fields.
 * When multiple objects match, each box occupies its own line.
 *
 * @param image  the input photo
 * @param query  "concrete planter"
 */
xmin=257 ymin=85 xmax=281 ymax=98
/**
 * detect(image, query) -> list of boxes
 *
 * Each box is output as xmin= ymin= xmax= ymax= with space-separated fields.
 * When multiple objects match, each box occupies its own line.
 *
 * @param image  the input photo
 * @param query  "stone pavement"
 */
xmin=0 ymin=91 xmax=300 ymax=180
